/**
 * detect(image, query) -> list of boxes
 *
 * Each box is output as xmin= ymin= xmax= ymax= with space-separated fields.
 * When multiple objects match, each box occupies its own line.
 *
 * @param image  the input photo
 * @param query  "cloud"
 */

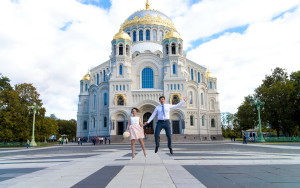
xmin=0 ymin=0 xmax=300 ymax=119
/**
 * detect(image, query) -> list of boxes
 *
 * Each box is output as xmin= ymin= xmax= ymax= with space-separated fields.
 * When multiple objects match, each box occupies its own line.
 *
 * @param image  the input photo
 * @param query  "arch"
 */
xmin=153 ymin=29 xmax=157 ymax=41
xmin=142 ymin=67 xmax=154 ymax=88
xmin=172 ymin=63 xmax=177 ymax=74
xmin=104 ymin=92 xmax=108 ymax=105
xmin=83 ymin=121 xmax=87 ymax=130
xmin=190 ymin=68 xmax=194 ymax=80
xmin=85 ymin=84 xmax=88 ymax=91
xmin=96 ymin=74 xmax=99 ymax=85
xmin=126 ymin=44 xmax=130 ymax=56
xmin=119 ymin=64 xmax=123 ymax=75
xmin=139 ymin=30 xmax=143 ymax=41
xmin=211 ymin=118 xmax=215 ymax=127
xmin=146 ymin=30 xmax=150 ymax=40
xmin=117 ymin=95 xmax=124 ymax=105
xmin=133 ymin=30 xmax=136 ymax=42
xmin=171 ymin=43 xmax=176 ymax=54
xmin=119 ymin=43 xmax=123 ymax=55
xmin=210 ymin=98 xmax=216 ymax=110
xmin=189 ymin=91 xmax=193 ymax=104
xmin=197 ymin=72 xmax=201 ymax=83
xmin=165 ymin=44 xmax=169 ymax=55
xmin=159 ymin=30 xmax=163 ymax=41
xmin=104 ymin=116 xmax=107 ymax=127
xmin=190 ymin=115 xmax=194 ymax=126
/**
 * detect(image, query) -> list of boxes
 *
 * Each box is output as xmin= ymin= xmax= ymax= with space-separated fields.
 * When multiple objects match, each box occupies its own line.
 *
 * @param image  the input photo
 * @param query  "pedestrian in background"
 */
xmin=26 ymin=139 xmax=30 ymax=149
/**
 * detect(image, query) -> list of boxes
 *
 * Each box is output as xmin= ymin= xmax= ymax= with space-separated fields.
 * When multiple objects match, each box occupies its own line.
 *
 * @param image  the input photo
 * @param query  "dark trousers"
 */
xmin=155 ymin=120 xmax=172 ymax=148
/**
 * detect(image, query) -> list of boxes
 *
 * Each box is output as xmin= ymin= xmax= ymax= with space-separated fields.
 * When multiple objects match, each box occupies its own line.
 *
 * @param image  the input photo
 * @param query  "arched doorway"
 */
xmin=115 ymin=114 xmax=126 ymax=135
xmin=143 ymin=112 xmax=154 ymax=134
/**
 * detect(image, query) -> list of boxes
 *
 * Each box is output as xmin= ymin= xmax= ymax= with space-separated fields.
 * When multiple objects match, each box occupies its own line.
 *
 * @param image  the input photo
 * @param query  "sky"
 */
xmin=0 ymin=0 xmax=300 ymax=120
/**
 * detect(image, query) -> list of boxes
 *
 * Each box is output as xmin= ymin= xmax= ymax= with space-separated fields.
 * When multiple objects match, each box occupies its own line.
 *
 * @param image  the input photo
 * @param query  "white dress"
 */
xmin=129 ymin=117 xmax=144 ymax=140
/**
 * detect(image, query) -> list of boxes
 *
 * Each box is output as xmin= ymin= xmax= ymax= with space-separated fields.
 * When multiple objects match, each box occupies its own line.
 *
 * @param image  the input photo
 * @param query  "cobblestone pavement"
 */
xmin=1 ymin=141 xmax=300 ymax=188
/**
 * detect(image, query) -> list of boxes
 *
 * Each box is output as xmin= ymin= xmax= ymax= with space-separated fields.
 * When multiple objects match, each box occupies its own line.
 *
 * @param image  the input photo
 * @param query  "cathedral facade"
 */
xmin=77 ymin=2 xmax=222 ymax=140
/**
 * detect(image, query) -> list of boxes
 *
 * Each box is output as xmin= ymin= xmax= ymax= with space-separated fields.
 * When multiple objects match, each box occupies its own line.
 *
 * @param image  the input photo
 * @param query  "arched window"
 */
xmin=83 ymin=121 xmax=87 ymax=130
xmin=170 ymin=84 xmax=173 ymax=90
xmin=93 ymin=94 xmax=96 ymax=109
xmin=126 ymin=45 xmax=129 ymax=56
xmin=171 ymin=43 xmax=176 ymax=54
xmin=117 ymin=95 xmax=124 ymax=105
xmin=103 ymin=70 xmax=106 ymax=81
xmin=139 ymin=30 xmax=143 ymax=41
xmin=119 ymin=44 xmax=123 ymax=55
xmin=190 ymin=68 xmax=194 ymax=80
xmin=178 ymin=84 xmax=180 ymax=90
xmin=113 ymin=45 xmax=116 ymax=55
xmin=104 ymin=117 xmax=107 ymax=127
xmin=146 ymin=30 xmax=150 ymax=40
xmin=165 ymin=44 xmax=169 ymax=54
xmin=197 ymin=72 xmax=201 ymax=83
xmin=190 ymin=115 xmax=194 ymax=126
xmin=201 ymin=93 xmax=204 ymax=105
xmin=202 ymin=115 xmax=205 ymax=126
xmin=159 ymin=30 xmax=163 ymax=41
xmin=189 ymin=91 xmax=193 ymax=104
xmin=97 ymin=74 xmax=99 ymax=85
xmin=209 ymin=81 xmax=213 ymax=89
xmin=119 ymin=64 xmax=123 ymax=75
xmin=211 ymin=100 xmax=215 ymax=110
xmin=172 ymin=95 xmax=180 ymax=104
xmin=80 ymin=81 xmax=83 ymax=92
xmin=178 ymin=43 xmax=182 ymax=55
xmin=153 ymin=30 xmax=157 ymax=41
xmin=172 ymin=63 xmax=177 ymax=74
xmin=123 ymin=85 xmax=125 ymax=90
xmin=133 ymin=31 xmax=136 ymax=42
xmin=104 ymin=93 xmax=108 ymax=105
xmin=142 ymin=67 xmax=154 ymax=88
xmin=211 ymin=118 xmax=215 ymax=127
xmin=85 ymin=84 xmax=88 ymax=91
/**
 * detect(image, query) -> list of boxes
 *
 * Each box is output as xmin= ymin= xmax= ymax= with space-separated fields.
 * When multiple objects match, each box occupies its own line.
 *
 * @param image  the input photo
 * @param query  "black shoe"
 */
xmin=155 ymin=146 xmax=159 ymax=153
xmin=169 ymin=148 xmax=173 ymax=154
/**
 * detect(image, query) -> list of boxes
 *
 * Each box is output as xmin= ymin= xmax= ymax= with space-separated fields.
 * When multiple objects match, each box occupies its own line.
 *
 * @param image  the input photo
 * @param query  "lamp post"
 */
xmin=28 ymin=103 xmax=41 ymax=146
xmin=251 ymin=99 xmax=265 ymax=142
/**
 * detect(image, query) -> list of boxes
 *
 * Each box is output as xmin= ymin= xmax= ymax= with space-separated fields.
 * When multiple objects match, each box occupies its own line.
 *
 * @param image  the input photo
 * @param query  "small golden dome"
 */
xmin=205 ymin=69 xmax=216 ymax=78
xmin=163 ymin=30 xmax=181 ymax=40
xmin=113 ymin=29 xmax=131 ymax=41
xmin=82 ymin=73 xmax=90 ymax=80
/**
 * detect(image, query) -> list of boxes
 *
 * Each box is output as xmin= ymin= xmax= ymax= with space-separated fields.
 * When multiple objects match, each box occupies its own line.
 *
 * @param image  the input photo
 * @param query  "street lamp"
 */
xmin=28 ymin=103 xmax=41 ymax=146
xmin=251 ymin=99 xmax=265 ymax=142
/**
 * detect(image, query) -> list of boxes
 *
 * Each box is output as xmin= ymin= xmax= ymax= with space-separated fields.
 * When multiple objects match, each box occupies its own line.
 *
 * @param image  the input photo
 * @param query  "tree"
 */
xmin=57 ymin=119 xmax=77 ymax=139
xmin=235 ymin=95 xmax=258 ymax=131
xmin=255 ymin=68 xmax=297 ymax=136
xmin=290 ymin=71 xmax=300 ymax=132
xmin=0 ymin=73 xmax=13 ymax=91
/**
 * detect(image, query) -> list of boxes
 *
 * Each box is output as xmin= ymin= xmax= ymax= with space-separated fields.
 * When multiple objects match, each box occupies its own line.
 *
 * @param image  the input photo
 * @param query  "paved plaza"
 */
xmin=0 ymin=141 xmax=300 ymax=188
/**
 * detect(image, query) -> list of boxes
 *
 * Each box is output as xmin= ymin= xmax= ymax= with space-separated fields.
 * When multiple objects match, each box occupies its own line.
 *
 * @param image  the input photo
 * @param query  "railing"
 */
xmin=263 ymin=137 xmax=300 ymax=142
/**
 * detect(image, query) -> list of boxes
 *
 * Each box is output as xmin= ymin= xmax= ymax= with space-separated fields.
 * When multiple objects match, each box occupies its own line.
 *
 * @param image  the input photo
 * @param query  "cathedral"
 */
xmin=76 ymin=1 xmax=222 ymax=141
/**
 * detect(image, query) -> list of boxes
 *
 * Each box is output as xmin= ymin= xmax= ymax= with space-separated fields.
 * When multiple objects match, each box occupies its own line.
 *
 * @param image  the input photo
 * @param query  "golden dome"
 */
xmin=163 ymin=30 xmax=181 ymax=40
xmin=113 ymin=29 xmax=131 ymax=41
xmin=205 ymin=69 xmax=216 ymax=79
xmin=121 ymin=9 xmax=176 ymax=30
xmin=82 ymin=73 xmax=90 ymax=80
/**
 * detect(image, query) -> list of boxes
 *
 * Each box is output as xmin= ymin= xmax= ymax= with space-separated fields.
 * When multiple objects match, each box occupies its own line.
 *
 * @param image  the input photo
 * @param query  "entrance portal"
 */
xmin=172 ymin=120 xmax=180 ymax=134
xmin=143 ymin=112 xmax=154 ymax=134
xmin=117 ymin=122 xmax=124 ymax=135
